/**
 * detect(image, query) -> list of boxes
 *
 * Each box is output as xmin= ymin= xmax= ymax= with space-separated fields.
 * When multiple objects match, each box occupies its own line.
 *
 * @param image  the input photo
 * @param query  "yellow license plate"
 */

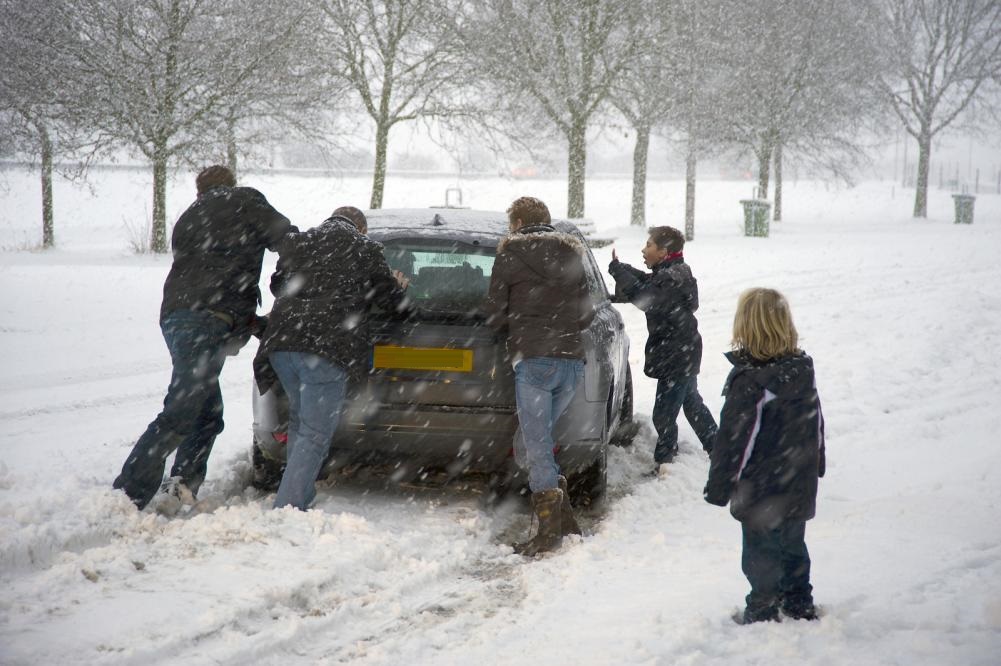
xmin=373 ymin=345 xmax=473 ymax=372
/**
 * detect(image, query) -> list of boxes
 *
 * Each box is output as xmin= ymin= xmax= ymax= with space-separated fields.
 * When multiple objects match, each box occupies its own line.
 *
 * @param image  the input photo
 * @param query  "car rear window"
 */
xmin=382 ymin=241 xmax=495 ymax=316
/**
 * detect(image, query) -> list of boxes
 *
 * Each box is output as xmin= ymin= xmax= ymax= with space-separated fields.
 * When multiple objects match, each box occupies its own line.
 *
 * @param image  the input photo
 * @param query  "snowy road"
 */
xmin=2 ymin=172 xmax=1000 ymax=664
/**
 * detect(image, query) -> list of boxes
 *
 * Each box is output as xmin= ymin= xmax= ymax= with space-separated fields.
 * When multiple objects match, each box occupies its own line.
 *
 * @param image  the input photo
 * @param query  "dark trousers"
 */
xmin=113 ymin=310 xmax=230 ymax=509
xmin=651 ymin=375 xmax=718 ymax=463
xmin=741 ymin=520 xmax=813 ymax=616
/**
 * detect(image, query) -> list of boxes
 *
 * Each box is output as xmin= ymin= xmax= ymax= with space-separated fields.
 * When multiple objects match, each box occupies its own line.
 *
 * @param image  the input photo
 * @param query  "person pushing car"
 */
xmin=253 ymin=206 xmax=411 ymax=511
xmin=113 ymin=165 xmax=293 ymax=512
xmin=484 ymin=196 xmax=595 ymax=556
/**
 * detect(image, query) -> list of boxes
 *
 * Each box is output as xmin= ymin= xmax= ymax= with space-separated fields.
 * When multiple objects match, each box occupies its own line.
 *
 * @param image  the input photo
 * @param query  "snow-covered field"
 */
xmin=1 ymin=166 xmax=1000 ymax=665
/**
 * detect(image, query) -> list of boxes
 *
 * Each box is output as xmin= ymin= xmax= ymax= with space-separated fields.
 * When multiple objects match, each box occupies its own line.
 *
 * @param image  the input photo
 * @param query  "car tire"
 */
xmin=610 ymin=365 xmax=638 ymax=447
xmin=251 ymin=440 xmax=284 ymax=491
xmin=569 ymin=447 xmax=607 ymax=507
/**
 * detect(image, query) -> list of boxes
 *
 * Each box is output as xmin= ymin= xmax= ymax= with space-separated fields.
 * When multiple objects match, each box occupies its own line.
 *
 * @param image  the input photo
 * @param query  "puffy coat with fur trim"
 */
xmin=484 ymin=224 xmax=594 ymax=362
xmin=704 ymin=351 xmax=826 ymax=528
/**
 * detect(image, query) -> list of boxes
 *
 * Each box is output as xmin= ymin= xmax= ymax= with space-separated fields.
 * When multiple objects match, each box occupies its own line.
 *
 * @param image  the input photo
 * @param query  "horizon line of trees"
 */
xmin=2 ymin=0 xmax=1000 ymax=252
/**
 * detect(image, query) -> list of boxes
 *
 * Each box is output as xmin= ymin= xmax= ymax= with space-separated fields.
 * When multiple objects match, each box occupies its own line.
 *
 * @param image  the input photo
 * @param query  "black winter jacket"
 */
xmin=160 ymin=186 xmax=292 ymax=324
xmin=608 ymin=256 xmax=702 ymax=380
xmin=254 ymin=217 xmax=411 ymax=390
xmin=484 ymin=225 xmax=594 ymax=362
xmin=704 ymin=351 xmax=826 ymax=529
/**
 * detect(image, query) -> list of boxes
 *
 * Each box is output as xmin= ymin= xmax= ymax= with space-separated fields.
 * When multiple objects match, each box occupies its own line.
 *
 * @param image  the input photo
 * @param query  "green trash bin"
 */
xmin=951 ymin=194 xmax=975 ymax=224
xmin=740 ymin=198 xmax=771 ymax=237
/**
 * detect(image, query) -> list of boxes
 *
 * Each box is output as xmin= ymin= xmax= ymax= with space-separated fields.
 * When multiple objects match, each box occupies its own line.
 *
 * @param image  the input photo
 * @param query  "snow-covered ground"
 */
xmin=1 ymin=166 xmax=1000 ymax=665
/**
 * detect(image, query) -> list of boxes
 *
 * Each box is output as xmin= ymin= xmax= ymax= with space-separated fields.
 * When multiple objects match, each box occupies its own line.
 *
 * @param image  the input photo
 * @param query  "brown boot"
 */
xmin=513 ymin=488 xmax=563 ymax=557
xmin=557 ymin=475 xmax=582 ymax=536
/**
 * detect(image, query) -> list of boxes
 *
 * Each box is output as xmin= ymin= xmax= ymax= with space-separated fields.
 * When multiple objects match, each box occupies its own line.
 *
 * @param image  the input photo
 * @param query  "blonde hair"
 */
xmin=731 ymin=288 xmax=799 ymax=361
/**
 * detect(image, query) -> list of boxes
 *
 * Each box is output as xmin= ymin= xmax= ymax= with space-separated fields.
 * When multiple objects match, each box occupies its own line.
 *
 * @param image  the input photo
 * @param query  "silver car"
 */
xmin=251 ymin=208 xmax=635 ymax=503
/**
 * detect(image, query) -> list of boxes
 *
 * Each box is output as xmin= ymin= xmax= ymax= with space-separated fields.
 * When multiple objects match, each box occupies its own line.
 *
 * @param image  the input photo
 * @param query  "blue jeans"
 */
xmin=513 ymin=357 xmax=585 ymax=492
xmin=742 ymin=520 xmax=812 ymax=615
xmin=269 ymin=351 xmax=348 ymax=510
xmin=114 ymin=309 xmax=230 ymax=508
xmin=652 ymin=375 xmax=718 ymax=463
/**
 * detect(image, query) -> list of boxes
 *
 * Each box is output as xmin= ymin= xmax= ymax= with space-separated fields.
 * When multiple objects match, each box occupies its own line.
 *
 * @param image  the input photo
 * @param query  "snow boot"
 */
xmin=781 ymin=596 xmax=819 ymax=621
xmin=148 ymin=476 xmax=198 ymax=516
xmin=557 ymin=475 xmax=582 ymax=536
xmin=734 ymin=604 xmax=780 ymax=625
xmin=513 ymin=488 xmax=563 ymax=557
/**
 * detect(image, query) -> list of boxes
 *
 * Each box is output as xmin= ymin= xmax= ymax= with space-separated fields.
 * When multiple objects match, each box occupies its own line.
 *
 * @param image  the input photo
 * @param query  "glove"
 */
xmin=703 ymin=482 xmax=730 ymax=507
xmin=250 ymin=315 xmax=269 ymax=339
xmin=223 ymin=315 xmax=264 ymax=356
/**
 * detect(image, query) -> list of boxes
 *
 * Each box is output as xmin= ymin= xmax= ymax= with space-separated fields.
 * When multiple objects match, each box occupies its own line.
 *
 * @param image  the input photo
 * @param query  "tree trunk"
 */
xmin=370 ymin=121 xmax=390 ymax=209
xmin=913 ymin=131 xmax=932 ymax=218
xmin=773 ymin=141 xmax=783 ymax=221
xmin=684 ymin=148 xmax=696 ymax=241
xmin=226 ymin=113 xmax=238 ymax=178
xmin=39 ymin=124 xmax=54 ymax=249
xmin=629 ymin=124 xmax=650 ymax=226
xmin=567 ymin=115 xmax=587 ymax=219
xmin=756 ymin=145 xmax=772 ymax=199
xmin=151 ymin=146 xmax=169 ymax=253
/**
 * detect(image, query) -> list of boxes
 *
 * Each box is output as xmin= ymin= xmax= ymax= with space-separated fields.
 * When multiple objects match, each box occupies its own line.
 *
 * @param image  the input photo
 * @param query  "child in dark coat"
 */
xmin=608 ymin=226 xmax=717 ymax=472
xmin=705 ymin=288 xmax=826 ymax=624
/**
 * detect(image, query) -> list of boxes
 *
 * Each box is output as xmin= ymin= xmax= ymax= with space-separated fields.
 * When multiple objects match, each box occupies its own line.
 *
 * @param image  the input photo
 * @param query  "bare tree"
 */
xmin=463 ymin=0 xmax=642 ymax=219
xmin=662 ymin=0 xmax=729 ymax=238
xmin=315 ymin=0 xmax=465 ymax=209
xmin=608 ymin=0 xmax=728 ymax=234
xmin=0 ymin=0 xmax=98 ymax=248
xmin=609 ymin=1 xmax=674 ymax=227
xmin=719 ymin=0 xmax=881 ymax=209
xmin=209 ymin=5 xmax=350 ymax=181
xmin=877 ymin=0 xmax=1001 ymax=217
xmin=62 ymin=0 xmax=307 ymax=252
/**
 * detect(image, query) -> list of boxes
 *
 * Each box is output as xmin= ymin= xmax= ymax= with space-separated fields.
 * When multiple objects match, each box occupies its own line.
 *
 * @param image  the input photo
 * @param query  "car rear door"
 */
xmin=363 ymin=238 xmax=516 ymax=411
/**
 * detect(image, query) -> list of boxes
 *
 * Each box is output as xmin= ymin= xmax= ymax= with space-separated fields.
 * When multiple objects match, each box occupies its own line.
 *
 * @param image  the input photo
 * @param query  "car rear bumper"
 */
xmin=253 ymin=401 xmax=604 ymax=473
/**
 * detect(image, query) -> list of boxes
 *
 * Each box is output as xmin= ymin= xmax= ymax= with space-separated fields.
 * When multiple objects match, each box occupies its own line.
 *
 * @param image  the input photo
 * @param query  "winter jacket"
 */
xmin=254 ymin=216 xmax=411 ymax=390
xmin=704 ymin=351 xmax=826 ymax=529
xmin=160 ymin=186 xmax=292 ymax=325
xmin=483 ymin=224 xmax=594 ymax=362
xmin=607 ymin=256 xmax=702 ymax=381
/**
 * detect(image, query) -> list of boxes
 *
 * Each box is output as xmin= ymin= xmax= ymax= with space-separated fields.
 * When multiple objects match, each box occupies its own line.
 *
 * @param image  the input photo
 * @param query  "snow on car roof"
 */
xmin=365 ymin=208 xmax=581 ymax=246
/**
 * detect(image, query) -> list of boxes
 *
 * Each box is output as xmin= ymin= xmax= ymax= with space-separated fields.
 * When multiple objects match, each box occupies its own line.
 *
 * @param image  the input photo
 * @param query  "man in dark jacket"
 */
xmin=608 ymin=226 xmax=717 ymax=470
xmin=254 ymin=206 xmax=411 ymax=510
xmin=113 ymin=165 xmax=293 ymax=511
xmin=484 ymin=196 xmax=594 ymax=556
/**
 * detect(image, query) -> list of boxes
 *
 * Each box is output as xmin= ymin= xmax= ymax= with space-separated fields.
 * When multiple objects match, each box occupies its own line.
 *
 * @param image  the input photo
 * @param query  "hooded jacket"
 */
xmin=704 ymin=351 xmax=826 ymax=528
xmin=608 ymin=256 xmax=702 ymax=381
xmin=253 ymin=216 xmax=411 ymax=390
xmin=483 ymin=224 xmax=594 ymax=362
xmin=161 ymin=186 xmax=292 ymax=324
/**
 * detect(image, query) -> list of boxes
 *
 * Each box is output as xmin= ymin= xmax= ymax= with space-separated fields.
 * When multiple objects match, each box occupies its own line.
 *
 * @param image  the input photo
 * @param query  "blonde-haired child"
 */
xmin=705 ymin=288 xmax=826 ymax=624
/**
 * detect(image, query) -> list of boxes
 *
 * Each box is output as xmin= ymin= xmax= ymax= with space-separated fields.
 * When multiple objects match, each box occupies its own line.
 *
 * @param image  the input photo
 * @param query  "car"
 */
xmin=250 ymin=208 xmax=636 ymax=503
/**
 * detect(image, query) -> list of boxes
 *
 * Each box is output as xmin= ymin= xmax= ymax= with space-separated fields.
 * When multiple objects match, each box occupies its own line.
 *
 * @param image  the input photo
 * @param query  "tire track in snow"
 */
xmin=0 ymin=456 xmax=652 ymax=665
xmin=0 ymin=481 xmax=530 ymax=665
